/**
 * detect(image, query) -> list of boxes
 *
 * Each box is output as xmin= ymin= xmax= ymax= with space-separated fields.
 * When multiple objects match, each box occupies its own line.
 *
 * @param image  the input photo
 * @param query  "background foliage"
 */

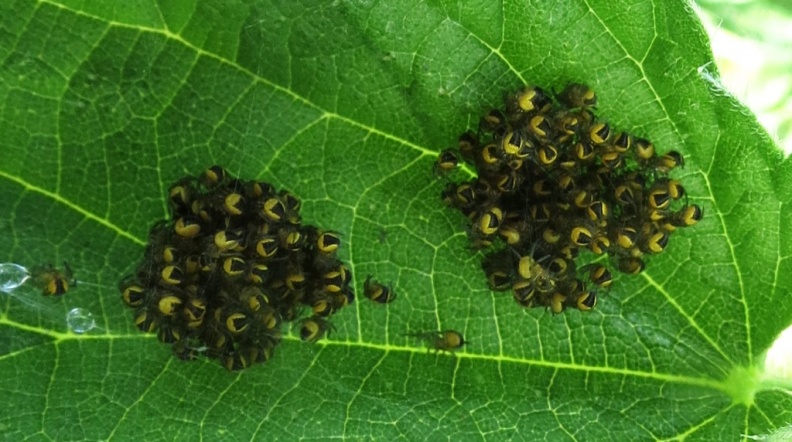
xmin=697 ymin=0 xmax=792 ymax=154
xmin=1 ymin=0 xmax=791 ymax=440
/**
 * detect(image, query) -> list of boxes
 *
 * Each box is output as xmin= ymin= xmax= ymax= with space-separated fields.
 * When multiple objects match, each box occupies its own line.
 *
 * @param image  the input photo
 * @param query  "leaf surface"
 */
xmin=1 ymin=0 xmax=791 ymax=440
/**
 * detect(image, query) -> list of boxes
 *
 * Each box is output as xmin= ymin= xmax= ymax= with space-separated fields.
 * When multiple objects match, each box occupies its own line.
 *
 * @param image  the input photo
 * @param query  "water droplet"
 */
xmin=66 ymin=308 xmax=96 ymax=334
xmin=0 ymin=263 xmax=29 ymax=292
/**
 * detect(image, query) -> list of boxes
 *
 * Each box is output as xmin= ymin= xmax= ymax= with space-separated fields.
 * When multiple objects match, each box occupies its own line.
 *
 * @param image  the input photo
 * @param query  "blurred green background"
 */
xmin=697 ymin=0 xmax=792 ymax=155
xmin=697 ymin=0 xmax=792 ymax=383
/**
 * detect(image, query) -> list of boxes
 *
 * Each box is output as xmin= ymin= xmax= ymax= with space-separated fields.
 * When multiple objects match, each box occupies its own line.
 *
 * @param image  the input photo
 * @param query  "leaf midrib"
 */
xmin=0 ymin=314 xmax=730 ymax=394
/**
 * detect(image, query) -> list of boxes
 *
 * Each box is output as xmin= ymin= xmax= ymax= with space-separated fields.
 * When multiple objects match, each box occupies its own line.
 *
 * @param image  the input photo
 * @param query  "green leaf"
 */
xmin=1 ymin=0 xmax=790 ymax=439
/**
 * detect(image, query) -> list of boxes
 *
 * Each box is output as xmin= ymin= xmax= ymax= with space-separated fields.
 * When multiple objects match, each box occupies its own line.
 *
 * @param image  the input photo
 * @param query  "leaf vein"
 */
xmin=0 ymin=171 xmax=145 ymax=246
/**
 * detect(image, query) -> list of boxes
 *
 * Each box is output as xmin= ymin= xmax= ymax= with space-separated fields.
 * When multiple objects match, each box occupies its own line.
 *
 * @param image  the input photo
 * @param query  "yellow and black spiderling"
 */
xmin=221 ymin=257 xmax=246 ymax=278
xmin=174 ymin=217 xmax=201 ymax=238
xmin=134 ymin=308 xmax=157 ymax=333
xmin=583 ymin=264 xmax=613 ymax=290
xmin=409 ymin=329 xmax=467 ymax=354
xmin=672 ymin=204 xmax=703 ymax=228
xmin=29 ymin=262 xmax=76 ymax=296
xmin=363 ymin=275 xmax=396 ymax=304
xmin=168 ymin=179 xmax=196 ymax=215
xmin=509 ymin=86 xmax=553 ymax=115
xmin=120 ymin=278 xmax=147 ymax=307
xmin=576 ymin=291 xmax=597 ymax=311
xmin=487 ymin=270 xmax=512 ymax=291
xmin=157 ymin=293 xmax=183 ymax=316
xmin=160 ymin=265 xmax=184 ymax=286
xmin=557 ymin=83 xmax=597 ymax=110
xmin=512 ymin=280 xmax=536 ymax=307
xmin=254 ymin=235 xmax=279 ymax=259
xmin=476 ymin=207 xmax=503 ymax=237
xmin=119 ymin=167 xmax=357 ymax=371
xmin=214 ymin=229 xmax=246 ymax=253
xmin=313 ymin=230 xmax=342 ymax=255
xmin=322 ymin=266 xmax=349 ymax=294
xmin=200 ymin=165 xmax=228 ymax=189
xmin=299 ymin=316 xmax=333 ymax=343
xmin=479 ymin=109 xmax=508 ymax=135
xmin=435 ymin=149 xmax=460 ymax=175
xmin=436 ymin=82 xmax=702 ymax=314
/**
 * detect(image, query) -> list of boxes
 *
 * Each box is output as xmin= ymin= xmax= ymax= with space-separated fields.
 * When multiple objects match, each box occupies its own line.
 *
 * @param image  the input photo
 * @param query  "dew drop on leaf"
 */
xmin=66 ymin=308 xmax=96 ymax=334
xmin=0 ymin=263 xmax=29 ymax=292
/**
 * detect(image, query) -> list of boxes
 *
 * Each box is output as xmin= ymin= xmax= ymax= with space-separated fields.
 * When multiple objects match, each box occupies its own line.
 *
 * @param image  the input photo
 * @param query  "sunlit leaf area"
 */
xmin=697 ymin=0 xmax=792 ymax=155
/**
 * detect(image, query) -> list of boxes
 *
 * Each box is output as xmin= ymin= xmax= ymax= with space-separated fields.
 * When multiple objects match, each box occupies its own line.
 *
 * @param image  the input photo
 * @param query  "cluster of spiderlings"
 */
xmin=438 ymin=84 xmax=702 ymax=313
xmin=119 ymin=166 xmax=353 ymax=371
